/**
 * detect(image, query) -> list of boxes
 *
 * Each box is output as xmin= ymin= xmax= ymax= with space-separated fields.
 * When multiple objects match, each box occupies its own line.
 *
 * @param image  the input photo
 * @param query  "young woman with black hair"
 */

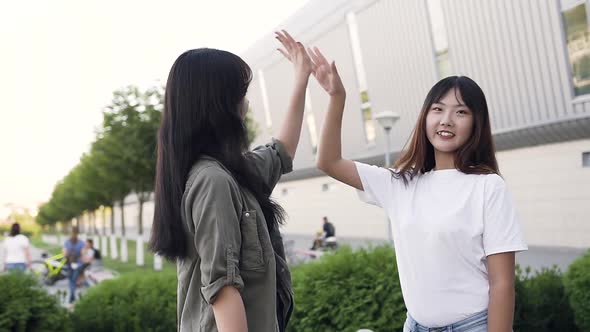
xmin=150 ymin=31 xmax=314 ymax=332
xmin=311 ymin=47 xmax=527 ymax=332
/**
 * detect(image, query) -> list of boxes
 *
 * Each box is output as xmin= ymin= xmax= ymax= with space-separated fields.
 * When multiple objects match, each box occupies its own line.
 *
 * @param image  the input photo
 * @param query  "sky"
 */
xmin=0 ymin=0 xmax=310 ymax=218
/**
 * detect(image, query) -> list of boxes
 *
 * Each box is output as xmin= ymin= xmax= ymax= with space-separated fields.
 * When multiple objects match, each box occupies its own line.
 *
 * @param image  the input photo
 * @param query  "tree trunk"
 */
xmin=102 ymin=207 xmax=108 ymax=236
xmin=120 ymin=200 xmax=126 ymax=237
xmin=94 ymin=211 xmax=99 ymax=235
xmin=109 ymin=205 xmax=115 ymax=235
xmin=138 ymin=199 xmax=144 ymax=236
xmin=91 ymin=211 xmax=97 ymax=235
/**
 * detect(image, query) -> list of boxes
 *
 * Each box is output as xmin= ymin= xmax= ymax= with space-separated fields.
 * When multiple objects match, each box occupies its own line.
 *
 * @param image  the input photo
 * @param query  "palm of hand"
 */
xmin=276 ymin=30 xmax=313 ymax=76
xmin=313 ymin=63 xmax=337 ymax=95
xmin=308 ymin=48 xmax=344 ymax=96
xmin=292 ymin=49 xmax=313 ymax=75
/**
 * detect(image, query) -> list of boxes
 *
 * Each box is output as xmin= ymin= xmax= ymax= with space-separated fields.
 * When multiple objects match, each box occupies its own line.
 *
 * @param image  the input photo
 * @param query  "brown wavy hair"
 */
xmin=393 ymin=76 xmax=499 ymax=184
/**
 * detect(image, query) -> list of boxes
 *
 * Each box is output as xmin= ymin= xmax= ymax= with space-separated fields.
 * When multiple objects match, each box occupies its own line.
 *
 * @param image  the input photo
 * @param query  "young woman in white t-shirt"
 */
xmin=2 ymin=223 xmax=32 ymax=272
xmin=308 ymin=48 xmax=527 ymax=332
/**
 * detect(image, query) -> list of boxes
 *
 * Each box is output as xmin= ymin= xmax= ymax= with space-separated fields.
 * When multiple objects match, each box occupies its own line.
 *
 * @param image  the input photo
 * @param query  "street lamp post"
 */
xmin=374 ymin=110 xmax=401 ymax=245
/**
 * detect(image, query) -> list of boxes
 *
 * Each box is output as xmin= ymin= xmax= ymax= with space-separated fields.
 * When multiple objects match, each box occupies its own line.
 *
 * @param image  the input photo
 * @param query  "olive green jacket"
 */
xmin=177 ymin=139 xmax=294 ymax=332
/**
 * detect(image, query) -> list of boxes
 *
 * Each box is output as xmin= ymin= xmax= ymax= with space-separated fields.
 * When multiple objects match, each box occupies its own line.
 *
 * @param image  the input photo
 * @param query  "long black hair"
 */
xmin=9 ymin=223 xmax=20 ymax=237
xmin=149 ymin=48 xmax=285 ymax=260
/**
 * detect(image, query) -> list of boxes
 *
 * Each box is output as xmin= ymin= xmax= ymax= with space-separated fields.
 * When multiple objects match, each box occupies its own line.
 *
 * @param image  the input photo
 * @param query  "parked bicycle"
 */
xmin=30 ymin=252 xmax=69 ymax=286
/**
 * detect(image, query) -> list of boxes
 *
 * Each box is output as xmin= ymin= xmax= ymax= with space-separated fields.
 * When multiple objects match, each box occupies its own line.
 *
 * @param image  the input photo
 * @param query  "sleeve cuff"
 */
xmin=200 ymin=246 xmax=245 ymax=304
xmin=354 ymin=162 xmax=379 ymax=206
xmin=485 ymin=244 xmax=529 ymax=257
xmin=200 ymin=275 xmax=245 ymax=305
xmin=271 ymin=138 xmax=293 ymax=174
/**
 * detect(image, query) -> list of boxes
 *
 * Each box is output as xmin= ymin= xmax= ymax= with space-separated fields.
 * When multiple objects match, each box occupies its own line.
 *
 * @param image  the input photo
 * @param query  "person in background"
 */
xmin=1 ymin=223 xmax=32 ymax=273
xmin=310 ymin=217 xmax=336 ymax=250
xmin=63 ymin=226 xmax=85 ymax=303
xmin=322 ymin=216 xmax=335 ymax=238
xmin=77 ymin=238 xmax=101 ymax=286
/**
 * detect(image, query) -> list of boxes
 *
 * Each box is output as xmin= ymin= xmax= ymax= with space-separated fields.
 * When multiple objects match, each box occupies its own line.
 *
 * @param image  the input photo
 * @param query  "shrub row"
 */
xmin=2 ymin=247 xmax=589 ymax=331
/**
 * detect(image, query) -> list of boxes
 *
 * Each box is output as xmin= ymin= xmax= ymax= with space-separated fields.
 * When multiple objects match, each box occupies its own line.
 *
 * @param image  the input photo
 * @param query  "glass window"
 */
xmin=563 ymin=3 xmax=590 ymax=96
xmin=257 ymin=69 xmax=273 ymax=131
xmin=427 ymin=0 xmax=452 ymax=78
xmin=304 ymin=91 xmax=319 ymax=154
xmin=347 ymin=12 xmax=376 ymax=144
xmin=583 ymin=151 xmax=590 ymax=167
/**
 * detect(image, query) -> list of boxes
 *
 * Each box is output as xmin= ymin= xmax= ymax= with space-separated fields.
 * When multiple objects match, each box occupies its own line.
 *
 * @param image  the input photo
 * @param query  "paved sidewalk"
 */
xmin=282 ymin=233 xmax=588 ymax=273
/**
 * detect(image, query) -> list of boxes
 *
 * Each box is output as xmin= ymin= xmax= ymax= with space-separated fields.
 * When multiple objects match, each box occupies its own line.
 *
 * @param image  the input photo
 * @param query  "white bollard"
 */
xmin=136 ymin=235 xmax=145 ymax=266
xmin=120 ymin=237 xmax=128 ymax=263
xmin=154 ymin=254 xmax=163 ymax=271
xmin=110 ymin=235 xmax=119 ymax=260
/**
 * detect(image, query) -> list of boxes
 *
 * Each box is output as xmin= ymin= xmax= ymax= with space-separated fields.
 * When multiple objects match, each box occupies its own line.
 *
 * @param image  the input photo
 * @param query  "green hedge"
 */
xmin=4 ymin=245 xmax=587 ymax=331
xmin=70 ymin=271 xmax=176 ymax=332
xmin=287 ymin=245 xmax=585 ymax=332
xmin=564 ymin=249 xmax=590 ymax=331
xmin=514 ymin=265 xmax=579 ymax=332
xmin=0 ymin=273 xmax=71 ymax=332
xmin=288 ymin=246 xmax=406 ymax=332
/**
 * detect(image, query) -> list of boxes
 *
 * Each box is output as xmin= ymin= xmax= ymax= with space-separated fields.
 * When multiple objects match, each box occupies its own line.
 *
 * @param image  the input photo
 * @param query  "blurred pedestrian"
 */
xmin=1 ymin=223 xmax=31 ymax=273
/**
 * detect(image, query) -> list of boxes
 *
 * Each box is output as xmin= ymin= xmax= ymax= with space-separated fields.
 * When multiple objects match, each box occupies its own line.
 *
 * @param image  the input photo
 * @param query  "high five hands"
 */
xmin=275 ymin=30 xmax=345 ymax=97
xmin=307 ymin=47 xmax=345 ymax=97
xmin=275 ymin=30 xmax=313 ymax=84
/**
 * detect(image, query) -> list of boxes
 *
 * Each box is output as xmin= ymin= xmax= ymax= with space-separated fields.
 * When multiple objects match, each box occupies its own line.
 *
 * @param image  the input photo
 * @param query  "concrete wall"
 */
xmin=103 ymin=139 xmax=590 ymax=248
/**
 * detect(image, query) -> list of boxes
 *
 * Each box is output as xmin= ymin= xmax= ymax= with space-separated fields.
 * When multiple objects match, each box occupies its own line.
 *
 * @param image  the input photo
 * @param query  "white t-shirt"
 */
xmin=355 ymin=162 xmax=528 ymax=327
xmin=2 ymin=234 xmax=30 ymax=264
xmin=83 ymin=248 xmax=95 ymax=262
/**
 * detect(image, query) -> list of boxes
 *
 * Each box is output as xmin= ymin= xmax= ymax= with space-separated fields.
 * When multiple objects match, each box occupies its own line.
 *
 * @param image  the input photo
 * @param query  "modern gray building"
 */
xmin=98 ymin=0 xmax=589 ymax=251
xmin=238 ymin=0 xmax=590 ymax=248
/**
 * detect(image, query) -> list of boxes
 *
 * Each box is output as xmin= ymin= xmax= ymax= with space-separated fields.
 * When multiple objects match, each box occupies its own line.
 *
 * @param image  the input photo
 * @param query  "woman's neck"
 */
xmin=434 ymin=151 xmax=455 ymax=170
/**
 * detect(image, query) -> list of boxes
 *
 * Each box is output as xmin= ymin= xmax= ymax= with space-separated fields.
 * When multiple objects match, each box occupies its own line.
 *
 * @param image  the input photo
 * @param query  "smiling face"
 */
xmin=425 ymin=88 xmax=474 ymax=168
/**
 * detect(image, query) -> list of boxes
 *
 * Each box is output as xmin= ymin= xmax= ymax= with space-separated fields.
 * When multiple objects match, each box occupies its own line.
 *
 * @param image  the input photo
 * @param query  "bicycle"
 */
xmin=30 ymin=252 xmax=69 ymax=286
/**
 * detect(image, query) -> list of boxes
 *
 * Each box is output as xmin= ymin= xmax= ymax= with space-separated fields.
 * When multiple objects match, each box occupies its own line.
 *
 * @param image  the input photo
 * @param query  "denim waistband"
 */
xmin=405 ymin=309 xmax=487 ymax=332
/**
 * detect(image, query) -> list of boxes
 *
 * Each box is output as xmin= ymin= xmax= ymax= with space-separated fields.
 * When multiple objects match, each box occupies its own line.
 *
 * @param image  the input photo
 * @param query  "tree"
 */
xmin=36 ymin=84 xmax=261 ymax=245
xmin=99 ymin=85 xmax=162 ymax=236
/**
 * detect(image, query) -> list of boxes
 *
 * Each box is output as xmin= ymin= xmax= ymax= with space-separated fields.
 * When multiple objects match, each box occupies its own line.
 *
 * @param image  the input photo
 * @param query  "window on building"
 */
xmin=257 ymin=69 xmax=273 ymax=132
xmin=305 ymin=90 xmax=319 ymax=154
xmin=563 ymin=2 xmax=590 ymax=96
xmin=583 ymin=151 xmax=590 ymax=167
xmin=347 ymin=12 xmax=376 ymax=144
xmin=427 ymin=0 xmax=451 ymax=78
xmin=321 ymin=183 xmax=337 ymax=192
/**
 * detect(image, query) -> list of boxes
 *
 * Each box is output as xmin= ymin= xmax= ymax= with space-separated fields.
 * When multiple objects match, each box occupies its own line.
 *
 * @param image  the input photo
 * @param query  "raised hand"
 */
xmin=308 ymin=47 xmax=345 ymax=97
xmin=275 ymin=30 xmax=313 ymax=83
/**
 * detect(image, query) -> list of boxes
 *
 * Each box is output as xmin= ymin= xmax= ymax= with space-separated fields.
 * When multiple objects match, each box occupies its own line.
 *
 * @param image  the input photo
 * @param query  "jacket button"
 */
xmin=245 ymin=212 xmax=250 ymax=217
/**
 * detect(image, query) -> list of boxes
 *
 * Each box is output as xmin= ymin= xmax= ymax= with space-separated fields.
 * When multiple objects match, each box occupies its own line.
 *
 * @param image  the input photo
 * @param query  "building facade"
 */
xmin=98 ymin=0 xmax=590 ymax=249
xmin=239 ymin=0 xmax=590 ymax=248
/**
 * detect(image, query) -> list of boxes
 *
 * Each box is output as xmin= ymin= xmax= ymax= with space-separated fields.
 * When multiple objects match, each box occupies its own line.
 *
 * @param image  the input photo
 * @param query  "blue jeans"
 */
xmin=68 ymin=264 xmax=82 ymax=303
xmin=6 ymin=263 xmax=27 ymax=272
xmin=403 ymin=310 xmax=487 ymax=332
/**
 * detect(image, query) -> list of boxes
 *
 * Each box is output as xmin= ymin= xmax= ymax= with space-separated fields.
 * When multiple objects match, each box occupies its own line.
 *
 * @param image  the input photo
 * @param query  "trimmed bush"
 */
xmin=288 ymin=246 xmax=406 ymax=332
xmin=564 ymin=250 xmax=590 ymax=331
xmin=514 ymin=265 xmax=579 ymax=332
xmin=0 ymin=273 xmax=71 ymax=332
xmin=71 ymin=271 xmax=176 ymax=332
